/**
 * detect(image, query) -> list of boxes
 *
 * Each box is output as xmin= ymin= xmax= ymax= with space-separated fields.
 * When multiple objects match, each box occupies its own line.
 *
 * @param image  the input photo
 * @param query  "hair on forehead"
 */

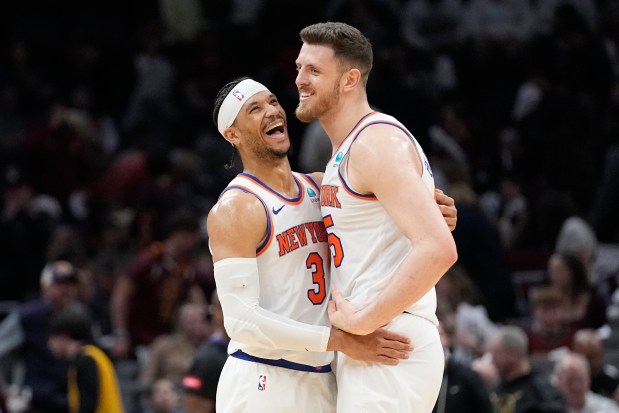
xmin=299 ymin=22 xmax=373 ymax=81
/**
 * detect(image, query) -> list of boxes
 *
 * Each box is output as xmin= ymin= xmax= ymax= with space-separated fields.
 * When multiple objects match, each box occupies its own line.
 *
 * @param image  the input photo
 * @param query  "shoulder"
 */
xmin=207 ymin=188 xmax=270 ymax=260
xmin=207 ymin=188 xmax=267 ymax=231
xmin=305 ymin=172 xmax=324 ymax=187
xmin=351 ymin=121 xmax=418 ymax=164
xmin=75 ymin=351 xmax=98 ymax=372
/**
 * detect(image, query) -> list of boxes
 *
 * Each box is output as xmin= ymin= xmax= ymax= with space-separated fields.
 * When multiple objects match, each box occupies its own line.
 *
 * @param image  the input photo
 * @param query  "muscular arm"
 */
xmin=329 ymin=124 xmax=458 ymax=335
xmin=313 ymin=172 xmax=456 ymax=230
xmin=208 ymin=188 xmax=410 ymax=361
xmin=208 ymin=190 xmax=332 ymax=351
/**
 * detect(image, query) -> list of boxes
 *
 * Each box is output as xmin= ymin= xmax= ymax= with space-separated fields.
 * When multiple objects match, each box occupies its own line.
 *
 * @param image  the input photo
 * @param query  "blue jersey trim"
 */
xmin=338 ymin=119 xmax=417 ymax=199
xmin=239 ymin=172 xmax=304 ymax=204
xmin=230 ymin=350 xmax=332 ymax=373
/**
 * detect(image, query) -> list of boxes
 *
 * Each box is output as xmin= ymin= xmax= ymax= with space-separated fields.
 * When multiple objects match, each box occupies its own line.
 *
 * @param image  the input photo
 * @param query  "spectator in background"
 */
xmin=554 ymin=216 xmax=598 ymax=280
xmin=142 ymin=378 xmax=181 ymax=413
xmin=22 ymin=105 xmax=103 ymax=208
xmin=0 ymin=260 xmax=83 ymax=413
xmin=109 ymin=209 xmax=213 ymax=360
xmin=488 ymin=326 xmax=567 ymax=413
xmin=48 ymin=306 xmax=124 ymax=413
xmin=400 ymin=0 xmax=463 ymax=53
xmin=553 ymin=351 xmax=619 ymax=413
xmin=590 ymin=144 xmax=619 ymax=244
xmin=122 ymin=23 xmax=176 ymax=141
xmin=182 ymin=290 xmax=228 ymax=413
xmin=526 ymin=286 xmax=577 ymax=361
xmin=0 ymin=164 xmax=57 ymax=301
xmin=139 ymin=301 xmax=209 ymax=388
xmin=572 ymin=329 xmax=619 ymax=404
xmin=447 ymin=174 xmax=518 ymax=322
xmin=435 ymin=264 xmax=497 ymax=364
xmin=433 ymin=311 xmax=494 ymax=413
xmin=546 ymin=252 xmax=607 ymax=330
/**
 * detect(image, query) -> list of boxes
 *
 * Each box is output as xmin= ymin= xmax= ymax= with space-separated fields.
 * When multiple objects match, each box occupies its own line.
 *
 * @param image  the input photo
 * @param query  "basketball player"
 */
xmin=207 ymin=77 xmax=457 ymax=412
xmin=295 ymin=22 xmax=459 ymax=412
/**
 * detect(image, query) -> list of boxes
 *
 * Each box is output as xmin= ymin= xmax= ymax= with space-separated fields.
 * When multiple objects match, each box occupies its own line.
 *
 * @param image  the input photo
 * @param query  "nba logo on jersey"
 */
xmin=258 ymin=375 xmax=267 ymax=391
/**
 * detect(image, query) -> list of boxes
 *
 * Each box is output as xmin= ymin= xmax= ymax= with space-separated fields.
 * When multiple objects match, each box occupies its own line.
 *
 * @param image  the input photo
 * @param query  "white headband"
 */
xmin=217 ymin=79 xmax=269 ymax=136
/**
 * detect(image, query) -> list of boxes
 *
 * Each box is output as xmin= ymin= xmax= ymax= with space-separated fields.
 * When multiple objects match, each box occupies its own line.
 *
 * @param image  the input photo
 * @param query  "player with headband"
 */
xmin=206 ymin=77 xmax=457 ymax=412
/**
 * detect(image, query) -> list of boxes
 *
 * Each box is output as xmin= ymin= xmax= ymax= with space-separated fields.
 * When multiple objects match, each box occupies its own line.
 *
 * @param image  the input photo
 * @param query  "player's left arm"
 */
xmin=328 ymin=124 xmax=458 ymax=335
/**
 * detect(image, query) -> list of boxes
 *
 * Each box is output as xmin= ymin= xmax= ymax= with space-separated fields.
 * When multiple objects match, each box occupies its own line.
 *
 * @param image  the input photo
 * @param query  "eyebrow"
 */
xmin=244 ymin=93 xmax=276 ymax=113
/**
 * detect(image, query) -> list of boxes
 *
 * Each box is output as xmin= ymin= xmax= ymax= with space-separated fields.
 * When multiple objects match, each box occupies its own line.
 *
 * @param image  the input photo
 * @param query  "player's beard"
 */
xmin=249 ymin=135 xmax=290 ymax=162
xmin=295 ymin=81 xmax=340 ymax=123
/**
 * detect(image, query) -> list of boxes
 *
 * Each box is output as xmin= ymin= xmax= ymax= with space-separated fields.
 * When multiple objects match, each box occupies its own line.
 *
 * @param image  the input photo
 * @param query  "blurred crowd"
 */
xmin=0 ymin=0 xmax=618 ymax=412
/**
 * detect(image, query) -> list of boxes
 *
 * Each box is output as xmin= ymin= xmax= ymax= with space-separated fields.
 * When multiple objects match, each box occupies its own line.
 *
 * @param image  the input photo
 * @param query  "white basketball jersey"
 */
xmin=321 ymin=112 xmax=438 ymax=324
xmin=222 ymin=172 xmax=333 ymax=366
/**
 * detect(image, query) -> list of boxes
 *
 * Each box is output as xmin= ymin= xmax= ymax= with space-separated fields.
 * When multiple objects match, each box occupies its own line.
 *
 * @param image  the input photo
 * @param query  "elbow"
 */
xmin=446 ymin=242 xmax=458 ymax=267
xmin=222 ymin=316 xmax=276 ymax=349
xmin=437 ymin=238 xmax=458 ymax=271
xmin=222 ymin=318 xmax=245 ymax=343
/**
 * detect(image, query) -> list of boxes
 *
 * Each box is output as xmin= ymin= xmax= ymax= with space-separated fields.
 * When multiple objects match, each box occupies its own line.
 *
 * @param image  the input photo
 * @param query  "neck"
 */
xmin=319 ymin=95 xmax=373 ymax=154
xmin=242 ymin=158 xmax=298 ymax=196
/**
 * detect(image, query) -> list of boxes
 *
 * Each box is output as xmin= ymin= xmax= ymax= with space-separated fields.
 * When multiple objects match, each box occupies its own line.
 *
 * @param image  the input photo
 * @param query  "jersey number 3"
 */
xmin=306 ymin=252 xmax=326 ymax=305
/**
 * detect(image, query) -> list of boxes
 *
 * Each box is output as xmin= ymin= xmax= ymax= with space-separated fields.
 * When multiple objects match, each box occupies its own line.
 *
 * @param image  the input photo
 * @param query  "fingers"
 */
xmin=375 ymin=328 xmax=411 ymax=345
xmin=375 ymin=356 xmax=399 ymax=366
xmin=435 ymin=189 xmax=454 ymax=207
xmin=379 ymin=338 xmax=413 ymax=353
xmin=328 ymin=299 xmax=337 ymax=314
xmin=373 ymin=348 xmax=409 ymax=365
xmin=331 ymin=286 xmax=343 ymax=301
xmin=438 ymin=204 xmax=457 ymax=231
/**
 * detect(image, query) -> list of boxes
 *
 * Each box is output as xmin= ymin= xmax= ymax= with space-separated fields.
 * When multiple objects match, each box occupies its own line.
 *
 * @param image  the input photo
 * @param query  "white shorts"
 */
xmin=335 ymin=312 xmax=444 ymax=413
xmin=216 ymin=351 xmax=337 ymax=413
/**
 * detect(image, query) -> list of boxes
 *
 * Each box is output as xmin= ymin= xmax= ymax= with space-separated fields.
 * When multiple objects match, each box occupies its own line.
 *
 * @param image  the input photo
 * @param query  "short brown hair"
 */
xmin=530 ymin=286 xmax=566 ymax=308
xmin=299 ymin=22 xmax=373 ymax=86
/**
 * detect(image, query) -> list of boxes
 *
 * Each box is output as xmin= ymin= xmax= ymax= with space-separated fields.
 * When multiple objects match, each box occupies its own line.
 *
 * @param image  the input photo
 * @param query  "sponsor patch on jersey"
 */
xmin=307 ymin=187 xmax=317 ymax=198
xmin=335 ymin=152 xmax=344 ymax=162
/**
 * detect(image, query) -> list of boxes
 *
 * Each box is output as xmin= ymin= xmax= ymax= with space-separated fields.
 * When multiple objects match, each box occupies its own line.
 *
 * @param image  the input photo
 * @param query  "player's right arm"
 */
xmin=208 ymin=189 xmax=333 ymax=352
xmin=208 ymin=189 xmax=411 ymax=362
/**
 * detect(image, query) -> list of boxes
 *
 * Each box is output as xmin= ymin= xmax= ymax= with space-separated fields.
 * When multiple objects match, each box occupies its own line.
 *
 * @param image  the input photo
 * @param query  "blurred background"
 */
xmin=0 ymin=0 xmax=618 ymax=412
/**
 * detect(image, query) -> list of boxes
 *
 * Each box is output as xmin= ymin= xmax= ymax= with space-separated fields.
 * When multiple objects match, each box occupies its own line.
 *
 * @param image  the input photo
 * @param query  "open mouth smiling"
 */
xmin=265 ymin=121 xmax=285 ymax=136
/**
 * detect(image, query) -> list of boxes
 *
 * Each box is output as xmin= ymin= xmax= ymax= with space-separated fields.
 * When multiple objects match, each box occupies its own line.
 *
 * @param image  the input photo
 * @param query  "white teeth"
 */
xmin=265 ymin=121 xmax=283 ymax=133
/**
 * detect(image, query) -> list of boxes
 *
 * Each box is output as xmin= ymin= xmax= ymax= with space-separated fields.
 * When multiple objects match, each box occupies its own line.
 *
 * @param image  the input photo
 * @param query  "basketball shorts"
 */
xmin=216 ymin=351 xmax=336 ymax=413
xmin=335 ymin=312 xmax=445 ymax=413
